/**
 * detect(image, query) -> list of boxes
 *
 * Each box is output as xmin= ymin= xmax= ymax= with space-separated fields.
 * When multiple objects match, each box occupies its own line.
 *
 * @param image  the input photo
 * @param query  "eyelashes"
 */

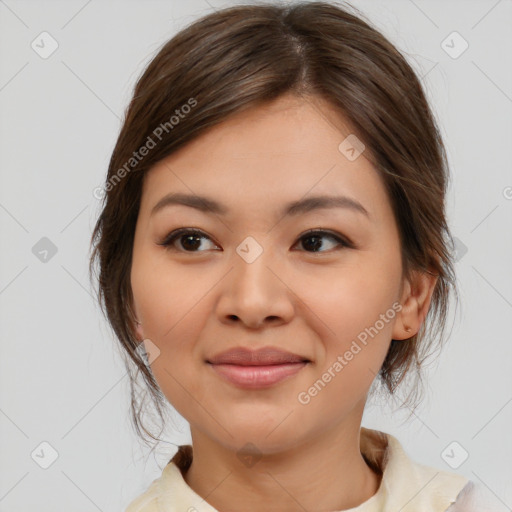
xmin=157 ymin=228 xmax=354 ymax=254
xmin=159 ymin=228 xmax=218 ymax=253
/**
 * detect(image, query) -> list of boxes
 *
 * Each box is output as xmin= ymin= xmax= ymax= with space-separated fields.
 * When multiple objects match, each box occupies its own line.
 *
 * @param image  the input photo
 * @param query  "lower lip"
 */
xmin=208 ymin=362 xmax=308 ymax=389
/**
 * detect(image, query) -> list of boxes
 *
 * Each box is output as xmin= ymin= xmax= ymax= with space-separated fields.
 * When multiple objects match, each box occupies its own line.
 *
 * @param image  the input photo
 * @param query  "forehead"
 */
xmin=139 ymin=94 xmax=390 ymax=220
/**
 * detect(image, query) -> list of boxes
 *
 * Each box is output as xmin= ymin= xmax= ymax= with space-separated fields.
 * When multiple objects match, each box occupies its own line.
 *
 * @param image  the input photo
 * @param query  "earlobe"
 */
xmin=392 ymin=270 xmax=438 ymax=340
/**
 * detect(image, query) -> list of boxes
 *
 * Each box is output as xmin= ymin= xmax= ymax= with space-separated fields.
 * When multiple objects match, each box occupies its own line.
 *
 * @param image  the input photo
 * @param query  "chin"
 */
xmin=209 ymin=416 xmax=306 ymax=455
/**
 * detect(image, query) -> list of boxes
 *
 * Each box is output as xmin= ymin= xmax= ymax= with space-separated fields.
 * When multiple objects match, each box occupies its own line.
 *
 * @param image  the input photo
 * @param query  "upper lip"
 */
xmin=206 ymin=347 xmax=310 ymax=366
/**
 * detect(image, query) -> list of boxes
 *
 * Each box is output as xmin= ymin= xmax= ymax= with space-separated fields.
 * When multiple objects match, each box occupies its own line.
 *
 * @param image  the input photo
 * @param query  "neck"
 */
xmin=183 ymin=421 xmax=382 ymax=512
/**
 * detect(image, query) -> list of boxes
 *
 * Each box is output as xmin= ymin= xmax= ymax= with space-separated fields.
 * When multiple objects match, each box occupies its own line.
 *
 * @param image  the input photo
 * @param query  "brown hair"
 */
xmin=89 ymin=1 xmax=457 ymax=446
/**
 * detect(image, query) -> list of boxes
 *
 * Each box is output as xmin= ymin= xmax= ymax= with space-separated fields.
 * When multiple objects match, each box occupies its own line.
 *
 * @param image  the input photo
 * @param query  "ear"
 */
xmin=392 ymin=269 xmax=438 ymax=340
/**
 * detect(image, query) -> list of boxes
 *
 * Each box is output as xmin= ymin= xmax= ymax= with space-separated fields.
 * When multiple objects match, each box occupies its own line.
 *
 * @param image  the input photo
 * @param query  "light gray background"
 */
xmin=1 ymin=0 xmax=511 ymax=510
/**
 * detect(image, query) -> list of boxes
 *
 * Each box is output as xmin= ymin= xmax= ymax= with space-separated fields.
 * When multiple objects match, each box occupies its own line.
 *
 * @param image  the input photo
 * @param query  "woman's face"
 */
xmin=131 ymin=94 xmax=413 ymax=454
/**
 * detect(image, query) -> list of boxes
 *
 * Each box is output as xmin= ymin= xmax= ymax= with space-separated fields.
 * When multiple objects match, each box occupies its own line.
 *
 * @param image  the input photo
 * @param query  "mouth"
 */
xmin=206 ymin=346 xmax=310 ymax=389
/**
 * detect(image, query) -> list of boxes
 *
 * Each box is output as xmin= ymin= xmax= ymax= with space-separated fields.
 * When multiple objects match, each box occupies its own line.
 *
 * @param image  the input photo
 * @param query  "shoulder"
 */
xmin=447 ymin=480 xmax=503 ymax=512
xmin=124 ymin=477 xmax=160 ymax=512
xmin=361 ymin=428 xmax=469 ymax=511
xmin=361 ymin=428 xmax=503 ymax=512
xmin=124 ymin=446 xmax=196 ymax=512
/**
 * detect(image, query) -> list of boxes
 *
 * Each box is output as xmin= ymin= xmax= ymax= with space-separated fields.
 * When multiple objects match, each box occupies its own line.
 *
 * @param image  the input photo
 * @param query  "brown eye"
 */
xmin=158 ymin=228 xmax=220 ymax=252
xmin=158 ymin=228 xmax=352 ymax=254
xmin=295 ymin=230 xmax=352 ymax=253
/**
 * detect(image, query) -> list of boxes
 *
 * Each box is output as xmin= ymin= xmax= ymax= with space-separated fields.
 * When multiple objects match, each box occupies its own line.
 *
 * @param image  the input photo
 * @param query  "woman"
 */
xmin=89 ymin=2 xmax=496 ymax=510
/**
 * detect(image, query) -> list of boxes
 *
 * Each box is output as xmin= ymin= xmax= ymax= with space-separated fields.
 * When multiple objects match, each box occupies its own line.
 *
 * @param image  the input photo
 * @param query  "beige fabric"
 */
xmin=125 ymin=427 xmax=471 ymax=512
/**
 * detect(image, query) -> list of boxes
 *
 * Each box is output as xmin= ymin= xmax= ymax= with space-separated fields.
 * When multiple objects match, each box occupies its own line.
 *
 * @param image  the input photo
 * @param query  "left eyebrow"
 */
xmin=283 ymin=194 xmax=370 ymax=218
xmin=150 ymin=192 xmax=370 ymax=219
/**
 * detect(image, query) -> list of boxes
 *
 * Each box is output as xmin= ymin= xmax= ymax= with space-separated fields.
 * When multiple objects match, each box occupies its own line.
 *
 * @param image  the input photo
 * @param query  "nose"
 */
xmin=215 ymin=243 xmax=295 ymax=329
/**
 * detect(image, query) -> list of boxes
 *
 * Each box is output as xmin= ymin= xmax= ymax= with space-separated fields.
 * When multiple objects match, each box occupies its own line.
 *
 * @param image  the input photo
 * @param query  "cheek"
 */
xmin=296 ymin=262 xmax=399 ymax=383
xmin=296 ymin=289 xmax=397 ymax=419
xmin=130 ymin=254 xmax=214 ymax=404
xmin=300 ymin=260 xmax=400 ymax=335
xmin=131 ymin=251 xmax=213 ymax=341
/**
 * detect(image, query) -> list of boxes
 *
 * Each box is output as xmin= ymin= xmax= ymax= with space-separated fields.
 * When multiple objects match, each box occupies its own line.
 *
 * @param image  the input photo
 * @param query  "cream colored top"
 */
xmin=125 ymin=427 xmax=480 ymax=512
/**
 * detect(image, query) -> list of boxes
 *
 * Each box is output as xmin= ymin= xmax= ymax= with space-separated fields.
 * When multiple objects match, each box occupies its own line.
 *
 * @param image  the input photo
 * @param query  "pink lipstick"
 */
xmin=206 ymin=347 xmax=309 ymax=389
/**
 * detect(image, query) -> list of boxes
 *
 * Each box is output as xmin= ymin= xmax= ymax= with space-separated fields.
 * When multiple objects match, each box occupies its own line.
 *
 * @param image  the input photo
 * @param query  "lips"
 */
xmin=206 ymin=346 xmax=310 ymax=366
xmin=206 ymin=347 xmax=310 ymax=389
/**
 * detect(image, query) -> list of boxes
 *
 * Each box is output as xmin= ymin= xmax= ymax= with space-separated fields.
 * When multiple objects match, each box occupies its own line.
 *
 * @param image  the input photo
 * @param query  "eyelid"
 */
xmin=157 ymin=227 xmax=221 ymax=251
xmin=297 ymin=228 xmax=353 ymax=248
xmin=157 ymin=227 xmax=354 ymax=252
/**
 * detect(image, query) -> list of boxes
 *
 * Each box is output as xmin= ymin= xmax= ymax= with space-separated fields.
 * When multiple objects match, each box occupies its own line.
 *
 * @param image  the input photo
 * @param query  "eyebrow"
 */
xmin=150 ymin=192 xmax=370 ymax=218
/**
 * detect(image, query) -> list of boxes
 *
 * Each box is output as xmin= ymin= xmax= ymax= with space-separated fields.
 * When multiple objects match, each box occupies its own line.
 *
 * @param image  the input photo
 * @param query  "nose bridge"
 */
xmin=234 ymin=236 xmax=275 ymax=294
xmin=216 ymin=235 xmax=293 ymax=327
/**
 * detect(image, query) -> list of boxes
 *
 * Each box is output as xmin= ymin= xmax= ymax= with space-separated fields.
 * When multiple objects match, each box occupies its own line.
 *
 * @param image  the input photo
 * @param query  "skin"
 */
xmin=130 ymin=93 xmax=437 ymax=511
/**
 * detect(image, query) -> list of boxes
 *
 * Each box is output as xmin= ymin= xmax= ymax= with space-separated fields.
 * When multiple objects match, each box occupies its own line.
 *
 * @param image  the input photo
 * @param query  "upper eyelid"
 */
xmin=159 ymin=228 xmax=352 ymax=250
